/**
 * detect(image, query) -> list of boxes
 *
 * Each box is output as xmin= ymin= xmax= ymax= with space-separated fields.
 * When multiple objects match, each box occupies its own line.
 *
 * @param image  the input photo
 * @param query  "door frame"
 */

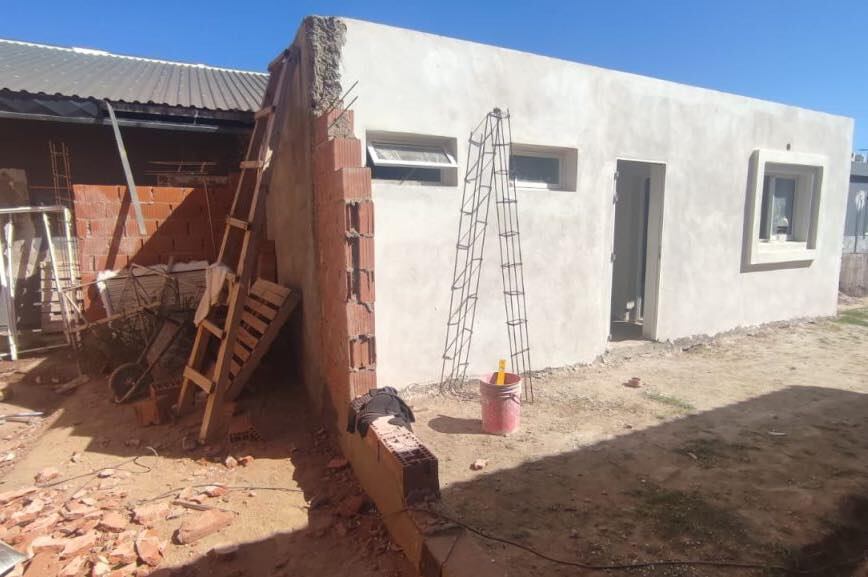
xmin=610 ymin=158 xmax=666 ymax=340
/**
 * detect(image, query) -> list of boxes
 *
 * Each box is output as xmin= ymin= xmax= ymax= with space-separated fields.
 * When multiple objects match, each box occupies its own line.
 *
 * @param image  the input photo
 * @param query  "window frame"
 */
xmin=746 ymin=149 xmax=826 ymax=266
xmin=510 ymin=147 xmax=565 ymax=190
xmin=366 ymin=142 xmax=457 ymax=170
xmin=365 ymin=132 xmax=459 ymax=186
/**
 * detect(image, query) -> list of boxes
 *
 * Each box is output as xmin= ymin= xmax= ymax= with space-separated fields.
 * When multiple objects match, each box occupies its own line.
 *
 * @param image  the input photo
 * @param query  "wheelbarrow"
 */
xmin=108 ymin=309 xmax=193 ymax=403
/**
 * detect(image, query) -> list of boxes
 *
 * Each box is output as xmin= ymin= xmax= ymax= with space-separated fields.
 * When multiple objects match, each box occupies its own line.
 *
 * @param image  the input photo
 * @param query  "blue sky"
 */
xmin=3 ymin=0 xmax=866 ymax=149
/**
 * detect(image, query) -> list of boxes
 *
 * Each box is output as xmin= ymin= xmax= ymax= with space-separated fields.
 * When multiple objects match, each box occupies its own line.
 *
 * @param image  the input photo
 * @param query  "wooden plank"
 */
xmin=244 ymin=297 xmax=278 ymax=321
xmin=183 ymin=366 xmax=214 ymax=394
xmin=236 ymin=325 xmax=259 ymax=350
xmin=201 ymin=318 xmax=224 ymax=339
xmin=233 ymin=342 xmax=251 ymax=362
xmin=253 ymin=279 xmax=290 ymax=297
xmin=225 ymin=290 xmax=299 ymax=401
xmin=241 ymin=311 xmax=267 ymax=334
xmin=240 ymin=160 xmax=264 ymax=170
xmin=249 ymin=287 xmax=283 ymax=308
xmin=227 ymin=217 xmax=250 ymax=230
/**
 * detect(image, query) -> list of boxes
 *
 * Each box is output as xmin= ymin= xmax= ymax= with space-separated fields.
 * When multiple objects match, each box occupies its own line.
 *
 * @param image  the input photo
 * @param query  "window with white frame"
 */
xmin=366 ymin=134 xmax=457 ymax=185
xmin=746 ymin=149 xmax=826 ymax=266
xmin=509 ymin=144 xmax=577 ymax=190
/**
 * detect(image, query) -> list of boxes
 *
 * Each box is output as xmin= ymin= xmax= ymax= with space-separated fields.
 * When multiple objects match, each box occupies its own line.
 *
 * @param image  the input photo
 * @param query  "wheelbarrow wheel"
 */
xmin=109 ymin=362 xmax=152 ymax=403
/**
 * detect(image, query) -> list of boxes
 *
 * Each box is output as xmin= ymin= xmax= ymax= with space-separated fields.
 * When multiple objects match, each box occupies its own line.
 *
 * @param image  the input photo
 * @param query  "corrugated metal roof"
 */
xmin=0 ymin=39 xmax=268 ymax=112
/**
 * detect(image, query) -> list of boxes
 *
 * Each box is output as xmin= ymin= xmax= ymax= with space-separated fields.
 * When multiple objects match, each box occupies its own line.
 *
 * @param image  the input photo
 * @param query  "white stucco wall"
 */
xmin=337 ymin=18 xmax=854 ymax=388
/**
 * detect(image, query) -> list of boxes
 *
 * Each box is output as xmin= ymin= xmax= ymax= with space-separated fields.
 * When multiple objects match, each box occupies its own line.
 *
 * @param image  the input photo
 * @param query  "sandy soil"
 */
xmin=405 ymin=298 xmax=868 ymax=576
xmin=0 ymin=354 xmax=413 ymax=577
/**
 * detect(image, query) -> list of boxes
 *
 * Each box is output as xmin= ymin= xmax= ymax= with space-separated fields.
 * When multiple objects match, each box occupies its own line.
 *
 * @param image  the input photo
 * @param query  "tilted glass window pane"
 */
xmin=370 ymin=143 xmax=452 ymax=165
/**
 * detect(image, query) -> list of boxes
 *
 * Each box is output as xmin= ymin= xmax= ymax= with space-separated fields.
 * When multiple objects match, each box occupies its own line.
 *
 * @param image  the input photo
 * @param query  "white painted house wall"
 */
xmin=337 ymin=18 xmax=854 ymax=388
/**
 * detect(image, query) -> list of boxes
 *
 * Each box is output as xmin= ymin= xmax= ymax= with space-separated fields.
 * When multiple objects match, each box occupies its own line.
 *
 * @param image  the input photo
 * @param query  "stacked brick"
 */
xmin=71 ymin=182 xmax=235 ymax=318
xmin=312 ymin=110 xmax=377 ymax=414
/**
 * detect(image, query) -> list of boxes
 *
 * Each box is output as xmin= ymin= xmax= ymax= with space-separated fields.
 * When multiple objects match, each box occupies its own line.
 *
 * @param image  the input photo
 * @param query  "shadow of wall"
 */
xmin=427 ymin=385 xmax=868 ymax=576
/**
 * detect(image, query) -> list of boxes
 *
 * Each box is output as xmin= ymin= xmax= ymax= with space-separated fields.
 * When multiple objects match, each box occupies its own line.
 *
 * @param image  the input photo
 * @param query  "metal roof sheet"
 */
xmin=0 ymin=39 xmax=268 ymax=112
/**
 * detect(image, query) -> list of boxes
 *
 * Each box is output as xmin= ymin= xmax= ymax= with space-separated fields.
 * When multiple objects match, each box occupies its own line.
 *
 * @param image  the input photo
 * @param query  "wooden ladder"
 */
xmin=176 ymin=48 xmax=295 ymax=442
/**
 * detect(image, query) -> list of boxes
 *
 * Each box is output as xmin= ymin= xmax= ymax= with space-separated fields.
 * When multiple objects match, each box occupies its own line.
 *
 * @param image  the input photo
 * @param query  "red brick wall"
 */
xmin=311 ymin=110 xmax=377 ymax=417
xmin=72 ymin=181 xmax=239 ymax=318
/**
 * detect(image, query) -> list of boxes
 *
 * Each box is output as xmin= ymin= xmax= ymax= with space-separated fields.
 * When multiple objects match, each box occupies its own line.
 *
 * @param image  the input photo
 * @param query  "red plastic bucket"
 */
xmin=479 ymin=372 xmax=521 ymax=435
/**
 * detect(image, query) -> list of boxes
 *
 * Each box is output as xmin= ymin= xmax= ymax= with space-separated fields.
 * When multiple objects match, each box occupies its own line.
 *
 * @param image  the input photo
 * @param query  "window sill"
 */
xmin=753 ymin=241 xmax=815 ymax=264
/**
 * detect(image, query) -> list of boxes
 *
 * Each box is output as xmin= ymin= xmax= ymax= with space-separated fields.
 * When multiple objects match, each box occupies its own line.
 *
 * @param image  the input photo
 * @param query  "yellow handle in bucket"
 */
xmin=496 ymin=359 xmax=506 ymax=385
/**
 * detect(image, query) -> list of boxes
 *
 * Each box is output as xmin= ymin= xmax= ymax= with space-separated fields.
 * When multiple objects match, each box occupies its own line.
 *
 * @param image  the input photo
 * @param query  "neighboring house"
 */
xmin=266 ymin=17 xmax=854 ymax=406
xmin=840 ymin=157 xmax=868 ymax=295
xmin=0 ymin=39 xmax=269 ymax=334
xmin=845 ymin=157 xmax=868 ymax=253
xmin=0 ymin=38 xmax=266 ymax=197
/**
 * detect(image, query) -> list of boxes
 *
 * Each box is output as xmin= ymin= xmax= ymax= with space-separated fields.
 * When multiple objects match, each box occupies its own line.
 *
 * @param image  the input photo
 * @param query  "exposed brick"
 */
xmin=88 ymin=218 xmax=121 ymax=238
xmin=140 ymin=203 xmax=172 ymax=220
xmin=357 ymin=236 xmax=374 ymax=270
xmin=328 ymin=138 xmax=363 ymax=172
xmin=175 ymin=510 xmax=234 ymax=544
xmin=358 ymin=269 xmax=374 ymax=304
xmin=151 ymin=187 xmax=191 ymax=203
xmin=356 ymin=201 xmax=374 ymax=235
xmin=349 ymin=336 xmax=376 ymax=369
xmin=78 ymin=185 xmax=120 ymax=203
xmin=118 ymin=237 xmax=144 ymax=256
xmin=333 ymin=167 xmax=371 ymax=200
xmin=313 ymin=109 xmax=355 ymax=145
xmin=73 ymin=202 xmax=106 ymax=219
xmin=124 ymin=219 xmax=159 ymax=237
xmin=75 ymin=218 xmax=90 ymax=237
xmin=348 ymin=369 xmax=377 ymax=398
xmin=346 ymin=302 xmax=374 ymax=336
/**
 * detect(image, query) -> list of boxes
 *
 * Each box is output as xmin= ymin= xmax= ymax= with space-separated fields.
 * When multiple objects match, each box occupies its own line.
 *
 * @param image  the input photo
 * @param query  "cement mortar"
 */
xmin=305 ymin=16 xmax=346 ymax=117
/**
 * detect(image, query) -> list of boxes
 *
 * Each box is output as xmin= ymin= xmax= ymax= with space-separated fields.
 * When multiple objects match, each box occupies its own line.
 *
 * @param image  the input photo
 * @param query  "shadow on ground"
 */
xmin=427 ymin=385 xmax=868 ymax=576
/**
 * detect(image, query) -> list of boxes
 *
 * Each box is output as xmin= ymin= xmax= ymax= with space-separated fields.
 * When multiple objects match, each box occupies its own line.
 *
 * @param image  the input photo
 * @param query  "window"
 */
xmin=511 ymin=154 xmax=560 ymax=188
xmin=366 ymin=133 xmax=457 ymax=185
xmin=509 ymin=145 xmax=578 ymax=190
xmin=745 ymin=149 xmax=826 ymax=266
xmin=760 ymin=175 xmax=797 ymax=241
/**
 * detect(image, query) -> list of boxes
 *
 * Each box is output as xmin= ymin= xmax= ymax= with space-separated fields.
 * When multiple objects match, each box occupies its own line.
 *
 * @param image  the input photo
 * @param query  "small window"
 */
xmin=366 ymin=134 xmax=457 ymax=185
xmin=509 ymin=144 xmax=577 ymax=191
xmin=511 ymin=155 xmax=560 ymax=188
xmin=745 ymin=149 xmax=826 ymax=266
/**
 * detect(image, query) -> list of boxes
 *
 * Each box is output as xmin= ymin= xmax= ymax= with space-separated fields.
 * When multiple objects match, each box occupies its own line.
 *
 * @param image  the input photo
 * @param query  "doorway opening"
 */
xmin=610 ymin=160 xmax=665 ymax=343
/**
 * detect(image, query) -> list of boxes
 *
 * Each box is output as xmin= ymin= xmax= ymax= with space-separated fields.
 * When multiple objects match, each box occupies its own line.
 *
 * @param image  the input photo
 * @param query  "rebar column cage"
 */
xmin=440 ymin=108 xmax=534 ymax=402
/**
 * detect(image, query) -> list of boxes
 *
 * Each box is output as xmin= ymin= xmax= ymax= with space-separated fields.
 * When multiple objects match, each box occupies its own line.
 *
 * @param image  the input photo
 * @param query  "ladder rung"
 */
xmin=497 ymin=199 xmax=518 ymax=204
xmin=500 ymin=231 xmax=519 ymax=238
xmin=506 ymin=319 xmax=527 ymax=326
xmin=227 ymin=217 xmax=250 ymax=230
xmin=240 ymin=160 xmax=265 ymax=170
xmin=200 ymin=319 xmax=224 ymax=339
xmin=184 ymin=366 xmax=215 ymax=394
xmin=501 ymin=262 xmax=522 ymax=268
xmin=504 ymin=290 xmax=523 ymax=296
xmin=254 ymin=105 xmax=275 ymax=120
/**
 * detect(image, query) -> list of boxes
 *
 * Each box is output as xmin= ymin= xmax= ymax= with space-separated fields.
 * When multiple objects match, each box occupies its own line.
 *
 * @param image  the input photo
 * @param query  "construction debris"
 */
xmin=34 ymin=468 xmax=59 ymax=484
xmin=175 ymin=510 xmax=234 ymax=544
xmin=470 ymin=459 xmax=488 ymax=471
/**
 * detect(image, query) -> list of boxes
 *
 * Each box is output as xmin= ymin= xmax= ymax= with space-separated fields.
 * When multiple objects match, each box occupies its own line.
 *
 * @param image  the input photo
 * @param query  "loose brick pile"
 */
xmin=0 ymin=470 xmax=238 ymax=577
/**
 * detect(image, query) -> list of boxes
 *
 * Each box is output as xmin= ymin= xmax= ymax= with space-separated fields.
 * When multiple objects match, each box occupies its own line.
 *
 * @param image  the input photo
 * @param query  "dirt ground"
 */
xmin=405 ymin=297 xmax=868 ymax=576
xmin=0 ymin=353 xmax=413 ymax=577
